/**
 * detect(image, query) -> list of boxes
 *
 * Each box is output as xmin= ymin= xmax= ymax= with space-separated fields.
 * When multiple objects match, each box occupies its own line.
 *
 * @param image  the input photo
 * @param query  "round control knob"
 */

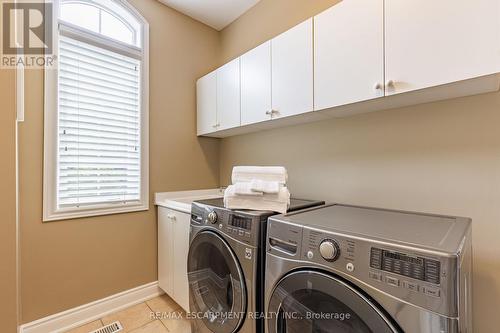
xmin=207 ymin=211 xmax=218 ymax=224
xmin=319 ymin=240 xmax=340 ymax=261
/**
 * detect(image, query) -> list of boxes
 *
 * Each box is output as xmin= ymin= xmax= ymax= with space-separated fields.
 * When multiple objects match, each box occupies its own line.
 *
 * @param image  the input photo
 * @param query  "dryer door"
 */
xmin=188 ymin=230 xmax=246 ymax=333
xmin=267 ymin=270 xmax=400 ymax=333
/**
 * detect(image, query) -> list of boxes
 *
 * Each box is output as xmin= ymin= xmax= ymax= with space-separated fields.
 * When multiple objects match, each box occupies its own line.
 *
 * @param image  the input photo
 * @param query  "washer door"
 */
xmin=268 ymin=270 xmax=399 ymax=333
xmin=188 ymin=231 xmax=246 ymax=333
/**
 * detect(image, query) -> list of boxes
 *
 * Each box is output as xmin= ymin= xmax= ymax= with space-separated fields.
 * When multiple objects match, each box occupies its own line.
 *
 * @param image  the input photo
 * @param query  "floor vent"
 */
xmin=89 ymin=321 xmax=123 ymax=333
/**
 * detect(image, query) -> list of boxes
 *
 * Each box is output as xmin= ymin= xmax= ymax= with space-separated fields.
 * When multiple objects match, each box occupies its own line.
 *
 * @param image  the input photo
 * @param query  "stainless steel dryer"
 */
xmin=188 ymin=198 xmax=324 ymax=333
xmin=265 ymin=204 xmax=472 ymax=333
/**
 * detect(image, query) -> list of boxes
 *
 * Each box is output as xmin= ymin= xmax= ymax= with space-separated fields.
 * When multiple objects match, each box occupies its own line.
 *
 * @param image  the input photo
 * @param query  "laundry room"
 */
xmin=0 ymin=0 xmax=499 ymax=332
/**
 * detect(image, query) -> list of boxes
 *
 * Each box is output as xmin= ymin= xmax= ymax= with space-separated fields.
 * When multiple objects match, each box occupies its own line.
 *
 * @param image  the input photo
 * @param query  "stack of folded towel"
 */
xmin=224 ymin=166 xmax=290 ymax=213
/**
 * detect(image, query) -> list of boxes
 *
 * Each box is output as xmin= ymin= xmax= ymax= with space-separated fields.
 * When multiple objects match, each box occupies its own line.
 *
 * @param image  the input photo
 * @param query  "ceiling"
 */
xmin=158 ymin=0 xmax=261 ymax=30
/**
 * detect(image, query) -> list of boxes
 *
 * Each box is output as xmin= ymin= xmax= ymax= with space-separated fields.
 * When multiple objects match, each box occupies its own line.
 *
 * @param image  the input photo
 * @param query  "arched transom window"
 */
xmin=60 ymin=0 xmax=141 ymax=46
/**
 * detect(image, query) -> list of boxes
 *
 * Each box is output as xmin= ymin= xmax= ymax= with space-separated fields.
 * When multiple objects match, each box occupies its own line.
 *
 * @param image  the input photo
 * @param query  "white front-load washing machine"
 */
xmin=265 ymin=204 xmax=472 ymax=333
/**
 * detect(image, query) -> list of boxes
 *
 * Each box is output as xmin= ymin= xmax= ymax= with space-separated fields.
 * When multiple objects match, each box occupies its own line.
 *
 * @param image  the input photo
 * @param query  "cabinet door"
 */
xmin=385 ymin=0 xmax=499 ymax=95
xmin=217 ymin=58 xmax=241 ymax=130
xmin=314 ymin=0 xmax=384 ymax=110
xmin=172 ymin=210 xmax=191 ymax=312
xmin=158 ymin=208 xmax=174 ymax=296
xmin=196 ymin=71 xmax=217 ymax=135
xmin=271 ymin=19 xmax=314 ymax=118
xmin=241 ymin=41 xmax=272 ymax=125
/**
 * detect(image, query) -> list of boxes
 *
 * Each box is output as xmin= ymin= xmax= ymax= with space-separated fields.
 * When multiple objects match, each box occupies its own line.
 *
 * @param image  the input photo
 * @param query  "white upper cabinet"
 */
xmin=196 ymin=71 xmax=217 ymax=135
xmin=196 ymin=1 xmax=499 ymax=137
xmin=241 ymin=41 xmax=272 ymax=125
xmin=217 ymin=58 xmax=241 ymax=130
xmin=271 ymin=19 xmax=314 ymax=118
xmin=314 ymin=0 xmax=384 ymax=110
xmin=384 ymin=0 xmax=499 ymax=95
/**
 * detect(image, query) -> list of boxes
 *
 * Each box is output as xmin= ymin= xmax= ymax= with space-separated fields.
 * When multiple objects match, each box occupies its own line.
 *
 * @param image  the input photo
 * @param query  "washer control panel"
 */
xmin=191 ymin=202 xmax=260 ymax=246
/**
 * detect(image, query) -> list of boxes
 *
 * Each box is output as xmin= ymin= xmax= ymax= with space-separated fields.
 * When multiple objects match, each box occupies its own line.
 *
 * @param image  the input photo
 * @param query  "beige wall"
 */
xmin=219 ymin=0 xmax=339 ymax=63
xmin=218 ymin=1 xmax=500 ymax=332
xmin=19 ymin=0 xmax=220 ymax=323
xmin=0 ymin=68 xmax=19 ymax=332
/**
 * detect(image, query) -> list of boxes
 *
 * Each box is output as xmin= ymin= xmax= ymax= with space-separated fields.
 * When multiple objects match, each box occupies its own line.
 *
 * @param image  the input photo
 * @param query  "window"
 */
xmin=43 ymin=0 xmax=149 ymax=221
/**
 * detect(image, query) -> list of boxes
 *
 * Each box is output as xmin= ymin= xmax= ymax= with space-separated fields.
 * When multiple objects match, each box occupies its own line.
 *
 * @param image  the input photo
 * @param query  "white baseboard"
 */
xmin=19 ymin=281 xmax=164 ymax=333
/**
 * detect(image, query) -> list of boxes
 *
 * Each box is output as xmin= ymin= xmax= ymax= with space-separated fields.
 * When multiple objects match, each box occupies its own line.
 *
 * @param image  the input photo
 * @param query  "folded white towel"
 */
xmin=250 ymin=179 xmax=280 ymax=194
xmin=224 ymin=197 xmax=288 ymax=214
xmin=224 ymin=185 xmax=290 ymax=214
xmin=232 ymin=166 xmax=288 ymax=185
xmin=225 ymin=185 xmax=289 ymax=202
xmin=234 ymin=182 xmax=263 ymax=196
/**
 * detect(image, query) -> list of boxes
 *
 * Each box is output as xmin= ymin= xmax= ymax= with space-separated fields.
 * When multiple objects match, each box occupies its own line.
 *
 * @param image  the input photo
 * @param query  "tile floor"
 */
xmin=65 ymin=294 xmax=191 ymax=333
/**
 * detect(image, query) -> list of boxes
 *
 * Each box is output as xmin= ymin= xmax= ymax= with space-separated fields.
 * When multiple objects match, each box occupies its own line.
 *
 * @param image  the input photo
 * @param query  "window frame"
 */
xmin=43 ymin=0 xmax=149 ymax=222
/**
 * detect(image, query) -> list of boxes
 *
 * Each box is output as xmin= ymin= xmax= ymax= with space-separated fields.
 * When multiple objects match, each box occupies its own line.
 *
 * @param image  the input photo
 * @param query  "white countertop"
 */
xmin=154 ymin=188 xmax=224 ymax=213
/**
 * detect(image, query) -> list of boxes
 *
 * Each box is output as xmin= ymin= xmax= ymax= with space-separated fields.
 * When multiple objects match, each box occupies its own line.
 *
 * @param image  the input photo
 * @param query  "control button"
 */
xmin=219 ymin=224 xmax=223 ymax=229
xmin=245 ymin=248 xmax=252 ymax=260
xmin=423 ymin=286 xmax=441 ymax=298
xmin=370 ymin=248 xmax=383 ymax=269
xmin=403 ymin=281 xmax=419 ymax=292
xmin=227 ymin=227 xmax=232 ymax=232
xmin=238 ymin=230 xmax=244 ymax=236
xmin=346 ymin=263 xmax=355 ymax=272
xmin=424 ymin=259 xmax=441 ymax=284
xmin=319 ymin=239 xmax=340 ymax=261
xmin=368 ymin=271 xmax=382 ymax=281
xmin=244 ymin=232 xmax=251 ymax=238
xmin=207 ymin=211 xmax=218 ymax=224
xmin=307 ymin=251 xmax=314 ymax=259
xmin=385 ymin=276 xmax=400 ymax=287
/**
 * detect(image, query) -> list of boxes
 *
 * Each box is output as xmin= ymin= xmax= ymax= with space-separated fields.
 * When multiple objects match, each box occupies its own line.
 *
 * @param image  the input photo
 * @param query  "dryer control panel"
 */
xmin=370 ymin=247 xmax=441 ymax=285
xmin=299 ymin=226 xmax=457 ymax=317
xmin=267 ymin=219 xmax=459 ymax=318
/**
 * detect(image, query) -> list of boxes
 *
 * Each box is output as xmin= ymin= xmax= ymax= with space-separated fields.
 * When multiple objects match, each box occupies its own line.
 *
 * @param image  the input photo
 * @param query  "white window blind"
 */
xmin=57 ymin=35 xmax=142 ymax=208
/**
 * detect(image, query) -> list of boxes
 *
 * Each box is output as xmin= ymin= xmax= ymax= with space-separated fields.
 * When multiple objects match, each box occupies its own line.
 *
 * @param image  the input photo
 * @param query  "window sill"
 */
xmin=43 ymin=202 xmax=149 ymax=222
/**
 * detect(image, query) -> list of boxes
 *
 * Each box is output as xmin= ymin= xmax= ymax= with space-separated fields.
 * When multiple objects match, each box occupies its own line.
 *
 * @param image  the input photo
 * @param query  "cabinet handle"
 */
xmin=374 ymin=82 xmax=383 ymax=90
xmin=265 ymin=110 xmax=272 ymax=115
xmin=212 ymin=123 xmax=220 ymax=128
xmin=167 ymin=214 xmax=176 ymax=221
xmin=385 ymin=80 xmax=395 ymax=88
xmin=271 ymin=110 xmax=279 ymax=114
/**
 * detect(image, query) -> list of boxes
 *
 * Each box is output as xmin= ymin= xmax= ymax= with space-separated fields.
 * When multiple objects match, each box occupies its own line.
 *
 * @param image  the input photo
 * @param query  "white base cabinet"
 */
xmin=158 ymin=207 xmax=190 ymax=312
